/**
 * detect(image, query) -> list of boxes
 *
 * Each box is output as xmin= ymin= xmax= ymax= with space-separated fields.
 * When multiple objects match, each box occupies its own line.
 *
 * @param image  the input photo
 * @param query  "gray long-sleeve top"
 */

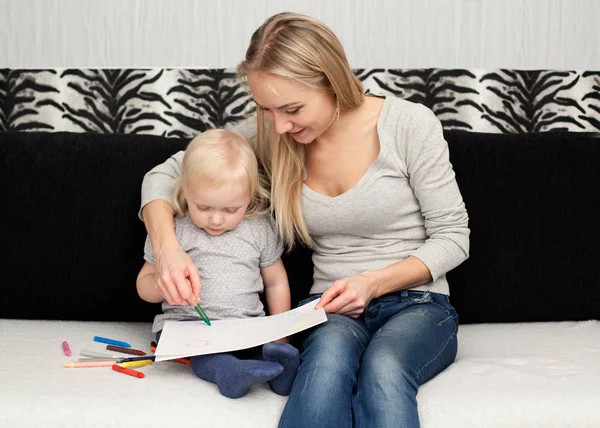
xmin=140 ymin=96 xmax=470 ymax=296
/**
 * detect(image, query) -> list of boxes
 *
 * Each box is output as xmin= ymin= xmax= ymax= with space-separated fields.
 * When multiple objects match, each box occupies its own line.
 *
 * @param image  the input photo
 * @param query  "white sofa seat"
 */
xmin=1 ymin=319 xmax=599 ymax=428
xmin=419 ymin=321 xmax=600 ymax=428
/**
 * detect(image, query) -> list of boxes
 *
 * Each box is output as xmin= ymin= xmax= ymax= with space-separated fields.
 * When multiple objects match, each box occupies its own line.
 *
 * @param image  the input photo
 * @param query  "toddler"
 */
xmin=136 ymin=129 xmax=299 ymax=398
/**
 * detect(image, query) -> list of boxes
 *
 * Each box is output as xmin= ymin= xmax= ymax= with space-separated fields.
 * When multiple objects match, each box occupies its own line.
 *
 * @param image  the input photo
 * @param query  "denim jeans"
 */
xmin=278 ymin=290 xmax=459 ymax=428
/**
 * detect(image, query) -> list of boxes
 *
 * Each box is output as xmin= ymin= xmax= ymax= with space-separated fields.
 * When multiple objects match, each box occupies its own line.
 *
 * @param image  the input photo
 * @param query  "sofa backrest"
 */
xmin=1 ymin=132 xmax=186 ymax=322
xmin=445 ymin=130 xmax=600 ymax=323
xmin=1 ymin=130 xmax=599 ymax=323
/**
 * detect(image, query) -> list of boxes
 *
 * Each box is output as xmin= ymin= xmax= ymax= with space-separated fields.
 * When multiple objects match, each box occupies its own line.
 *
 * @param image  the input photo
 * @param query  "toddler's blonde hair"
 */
xmin=173 ymin=129 xmax=269 ymax=218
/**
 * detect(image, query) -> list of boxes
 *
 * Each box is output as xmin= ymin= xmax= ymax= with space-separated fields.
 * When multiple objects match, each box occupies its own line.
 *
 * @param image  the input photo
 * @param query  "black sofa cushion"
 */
xmin=1 ymin=130 xmax=599 ymax=323
xmin=445 ymin=130 xmax=600 ymax=323
xmin=0 ymin=132 xmax=187 ymax=322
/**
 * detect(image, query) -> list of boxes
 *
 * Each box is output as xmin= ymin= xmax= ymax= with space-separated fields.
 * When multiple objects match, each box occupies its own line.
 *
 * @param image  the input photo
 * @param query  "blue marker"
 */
xmin=93 ymin=336 xmax=131 ymax=348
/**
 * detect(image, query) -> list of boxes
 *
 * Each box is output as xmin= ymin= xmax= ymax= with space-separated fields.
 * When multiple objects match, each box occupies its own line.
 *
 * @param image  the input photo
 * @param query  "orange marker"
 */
xmin=151 ymin=345 xmax=189 ymax=365
xmin=112 ymin=364 xmax=145 ymax=378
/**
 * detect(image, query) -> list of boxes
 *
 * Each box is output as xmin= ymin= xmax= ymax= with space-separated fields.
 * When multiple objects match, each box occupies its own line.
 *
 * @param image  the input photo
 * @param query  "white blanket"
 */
xmin=1 ymin=319 xmax=599 ymax=427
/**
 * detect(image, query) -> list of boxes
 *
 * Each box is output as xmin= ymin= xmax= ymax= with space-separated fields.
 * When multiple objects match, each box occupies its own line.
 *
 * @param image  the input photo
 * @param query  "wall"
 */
xmin=1 ymin=0 xmax=599 ymax=69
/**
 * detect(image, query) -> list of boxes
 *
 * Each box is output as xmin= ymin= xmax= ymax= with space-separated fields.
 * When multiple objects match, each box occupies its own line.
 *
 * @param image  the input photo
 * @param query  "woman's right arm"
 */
xmin=140 ymin=151 xmax=200 ymax=306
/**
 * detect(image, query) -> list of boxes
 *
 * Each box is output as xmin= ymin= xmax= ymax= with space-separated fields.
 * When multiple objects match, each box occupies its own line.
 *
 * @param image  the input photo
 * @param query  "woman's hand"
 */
xmin=154 ymin=243 xmax=201 ymax=306
xmin=315 ymin=272 xmax=379 ymax=318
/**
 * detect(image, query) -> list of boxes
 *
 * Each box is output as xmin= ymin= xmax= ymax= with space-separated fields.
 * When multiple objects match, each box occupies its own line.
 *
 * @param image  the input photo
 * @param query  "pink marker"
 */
xmin=62 ymin=341 xmax=72 ymax=356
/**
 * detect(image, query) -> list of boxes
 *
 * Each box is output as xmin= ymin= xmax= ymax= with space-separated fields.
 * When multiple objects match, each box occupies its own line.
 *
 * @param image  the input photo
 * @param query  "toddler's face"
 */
xmin=185 ymin=180 xmax=250 ymax=236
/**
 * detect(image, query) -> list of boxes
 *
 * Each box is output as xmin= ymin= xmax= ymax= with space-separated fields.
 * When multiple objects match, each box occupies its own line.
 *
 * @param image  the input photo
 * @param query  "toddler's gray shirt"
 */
xmin=144 ymin=212 xmax=283 ymax=332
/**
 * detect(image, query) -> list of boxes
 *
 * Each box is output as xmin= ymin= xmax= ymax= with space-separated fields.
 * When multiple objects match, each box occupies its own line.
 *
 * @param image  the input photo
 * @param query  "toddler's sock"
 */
xmin=191 ymin=353 xmax=283 ymax=399
xmin=262 ymin=342 xmax=300 ymax=396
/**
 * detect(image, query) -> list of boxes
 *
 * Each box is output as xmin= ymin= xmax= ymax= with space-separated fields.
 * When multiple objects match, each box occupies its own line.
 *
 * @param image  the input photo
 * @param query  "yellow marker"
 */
xmin=119 ymin=360 xmax=153 ymax=368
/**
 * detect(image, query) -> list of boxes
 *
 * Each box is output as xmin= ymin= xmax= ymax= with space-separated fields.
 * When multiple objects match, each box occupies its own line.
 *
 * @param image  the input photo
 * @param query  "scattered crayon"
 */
xmin=194 ymin=303 xmax=212 ymax=326
xmin=93 ymin=336 xmax=131 ymax=348
xmin=149 ymin=345 xmax=189 ymax=365
xmin=120 ymin=355 xmax=157 ymax=363
xmin=62 ymin=341 xmax=71 ymax=356
xmin=80 ymin=350 xmax=123 ymax=359
xmin=64 ymin=361 xmax=115 ymax=368
xmin=112 ymin=364 xmax=145 ymax=378
xmin=106 ymin=345 xmax=146 ymax=356
xmin=119 ymin=360 xmax=153 ymax=368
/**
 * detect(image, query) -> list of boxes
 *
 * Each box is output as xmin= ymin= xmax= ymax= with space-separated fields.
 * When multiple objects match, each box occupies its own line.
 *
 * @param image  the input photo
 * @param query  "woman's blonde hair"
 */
xmin=173 ymin=129 xmax=269 ymax=218
xmin=237 ymin=12 xmax=364 ymax=248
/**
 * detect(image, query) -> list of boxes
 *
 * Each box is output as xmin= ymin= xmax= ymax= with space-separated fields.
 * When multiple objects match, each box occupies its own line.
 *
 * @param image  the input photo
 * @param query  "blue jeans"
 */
xmin=279 ymin=290 xmax=459 ymax=428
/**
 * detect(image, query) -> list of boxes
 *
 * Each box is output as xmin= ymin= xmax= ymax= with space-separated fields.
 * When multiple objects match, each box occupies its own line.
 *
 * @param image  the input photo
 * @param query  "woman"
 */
xmin=140 ymin=12 xmax=469 ymax=428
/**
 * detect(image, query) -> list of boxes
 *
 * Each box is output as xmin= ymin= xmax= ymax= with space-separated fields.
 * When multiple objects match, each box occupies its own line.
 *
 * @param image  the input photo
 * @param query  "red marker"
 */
xmin=62 ymin=341 xmax=71 ymax=356
xmin=112 ymin=364 xmax=145 ymax=378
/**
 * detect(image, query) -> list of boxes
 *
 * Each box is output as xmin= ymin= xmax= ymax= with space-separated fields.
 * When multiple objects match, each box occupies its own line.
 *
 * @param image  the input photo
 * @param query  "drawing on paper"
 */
xmin=155 ymin=300 xmax=327 ymax=361
xmin=186 ymin=340 xmax=210 ymax=347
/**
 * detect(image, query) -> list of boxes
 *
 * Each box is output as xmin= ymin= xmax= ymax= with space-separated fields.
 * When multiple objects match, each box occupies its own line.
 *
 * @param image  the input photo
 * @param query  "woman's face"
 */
xmin=247 ymin=71 xmax=337 ymax=144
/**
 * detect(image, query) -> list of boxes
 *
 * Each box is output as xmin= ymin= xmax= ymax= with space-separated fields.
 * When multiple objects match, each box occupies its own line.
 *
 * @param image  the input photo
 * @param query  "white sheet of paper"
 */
xmin=155 ymin=300 xmax=327 ymax=361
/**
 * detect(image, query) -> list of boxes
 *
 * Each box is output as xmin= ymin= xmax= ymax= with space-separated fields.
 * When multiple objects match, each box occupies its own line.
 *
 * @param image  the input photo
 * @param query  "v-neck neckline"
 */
xmin=302 ymin=95 xmax=390 ymax=203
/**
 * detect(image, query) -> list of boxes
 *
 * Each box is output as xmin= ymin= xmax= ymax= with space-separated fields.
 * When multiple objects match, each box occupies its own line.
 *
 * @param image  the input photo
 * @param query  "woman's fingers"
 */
xmin=317 ymin=275 xmax=372 ymax=316
xmin=175 ymin=277 xmax=198 ymax=307
xmin=156 ymin=268 xmax=185 ymax=305
xmin=154 ymin=248 xmax=201 ymax=306
xmin=315 ymin=280 xmax=346 ymax=309
xmin=185 ymin=263 xmax=202 ymax=306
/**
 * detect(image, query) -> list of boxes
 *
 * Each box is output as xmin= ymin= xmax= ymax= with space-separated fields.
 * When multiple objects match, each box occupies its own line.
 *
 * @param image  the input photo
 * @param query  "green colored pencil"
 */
xmin=194 ymin=303 xmax=212 ymax=326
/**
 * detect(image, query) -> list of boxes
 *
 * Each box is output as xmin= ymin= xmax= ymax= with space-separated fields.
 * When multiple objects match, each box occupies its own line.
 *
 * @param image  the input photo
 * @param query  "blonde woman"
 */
xmin=137 ymin=129 xmax=299 ymax=399
xmin=140 ymin=13 xmax=469 ymax=427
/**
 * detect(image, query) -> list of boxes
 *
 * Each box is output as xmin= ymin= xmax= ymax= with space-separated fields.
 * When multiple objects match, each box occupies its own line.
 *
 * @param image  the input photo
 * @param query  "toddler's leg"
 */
xmin=262 ymin=342 xmax=300 ymax=396
xmin=191 ymin=353 xmax=283 ymax=399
